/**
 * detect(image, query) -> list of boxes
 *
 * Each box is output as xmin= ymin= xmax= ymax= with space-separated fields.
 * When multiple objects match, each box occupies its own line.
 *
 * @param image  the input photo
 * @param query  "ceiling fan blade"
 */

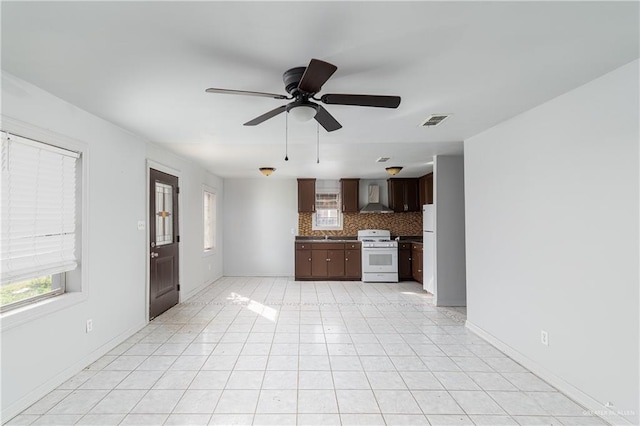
xmin=206 ymin=88 xmax=288 ymax=100
xmin=244 ymin=105 xmax=287 ymax=126
xmin=314 ymin=105 xmax=342 ymax=132
xmin=297 ymin=59 xmax=337 ymax=94
xmin=320 ymin=93 xmax=401 ymax=108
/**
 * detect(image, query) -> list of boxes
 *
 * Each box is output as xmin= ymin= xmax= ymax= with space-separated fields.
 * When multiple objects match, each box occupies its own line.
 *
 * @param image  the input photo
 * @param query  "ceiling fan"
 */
xmin=206 ymin=59 xmax=401 ymax=132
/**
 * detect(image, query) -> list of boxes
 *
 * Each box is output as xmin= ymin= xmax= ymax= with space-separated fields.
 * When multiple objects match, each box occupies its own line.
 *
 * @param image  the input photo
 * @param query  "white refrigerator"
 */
xmin=422 ymin=204 xmax=435 ymax=294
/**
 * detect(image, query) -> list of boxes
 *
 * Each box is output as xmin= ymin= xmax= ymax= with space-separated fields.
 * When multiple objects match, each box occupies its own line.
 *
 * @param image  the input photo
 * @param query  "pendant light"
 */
xmin=385 ymin=166 xmax=403 ymax=175
xmin=259 ymin=167 xmax=275 ymax=176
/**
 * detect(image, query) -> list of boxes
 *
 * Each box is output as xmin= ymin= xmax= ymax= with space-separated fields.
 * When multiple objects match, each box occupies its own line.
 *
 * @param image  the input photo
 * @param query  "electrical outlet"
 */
xmin=86 ymin=319 xmax=93 ymax=333
xmin=540 ymin=330 xmax=549 ymax=346
xmin=137 ymin=221 xmax=146 ymax=231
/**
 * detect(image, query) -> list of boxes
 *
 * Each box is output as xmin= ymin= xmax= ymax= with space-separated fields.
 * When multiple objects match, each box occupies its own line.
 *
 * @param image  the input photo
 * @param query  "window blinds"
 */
xmin=1 ymin=132 xmax=79 ymax=285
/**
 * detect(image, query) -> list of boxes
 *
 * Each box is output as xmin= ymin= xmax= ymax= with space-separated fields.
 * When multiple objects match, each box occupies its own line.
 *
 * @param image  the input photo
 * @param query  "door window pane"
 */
xmin=155 ymin=182 xmax=173 ymax=246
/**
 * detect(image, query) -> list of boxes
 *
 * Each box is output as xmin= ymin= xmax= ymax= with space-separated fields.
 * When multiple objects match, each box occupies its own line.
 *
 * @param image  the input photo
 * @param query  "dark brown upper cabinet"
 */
xmin=297 ymin=178 xmax=316 ymax=213
xmin=419 ymin=173 xmax=434 ymax=205
xmin=388 ymin=178 xmax=420 ymax=212
xmin=340 ymin=178 xmax=360 ymax=213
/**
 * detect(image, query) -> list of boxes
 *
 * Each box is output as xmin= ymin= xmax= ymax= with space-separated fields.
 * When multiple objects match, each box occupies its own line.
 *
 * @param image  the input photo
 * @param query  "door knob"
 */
xmin=151 ymin=252 xmax=159 ymax=258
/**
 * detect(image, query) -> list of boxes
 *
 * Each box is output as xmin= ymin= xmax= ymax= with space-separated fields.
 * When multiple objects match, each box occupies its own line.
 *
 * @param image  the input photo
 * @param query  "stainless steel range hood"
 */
xmin=360 ymin=184 xmax=393 ymax=214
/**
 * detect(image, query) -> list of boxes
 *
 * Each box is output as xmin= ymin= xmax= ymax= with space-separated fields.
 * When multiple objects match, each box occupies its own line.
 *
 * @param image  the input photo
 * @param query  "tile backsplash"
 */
xmin=298 ymin=212 xmax=422 ymax=237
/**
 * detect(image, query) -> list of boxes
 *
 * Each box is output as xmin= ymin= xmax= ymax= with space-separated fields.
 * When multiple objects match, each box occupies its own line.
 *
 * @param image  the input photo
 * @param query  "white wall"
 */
xmin=223 ymin=178 xmax=297 ymax=276
xmin=464 ymin=60 xmax=639 ymax=425
xmin=0 ymin=72 xmax=224 ymax=421
xmin=433 ymin=155 xmax=466 ymax=306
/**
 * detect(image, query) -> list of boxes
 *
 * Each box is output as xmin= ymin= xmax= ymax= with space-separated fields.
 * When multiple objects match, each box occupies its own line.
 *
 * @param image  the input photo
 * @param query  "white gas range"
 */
xmin=357 ymin=229 xmax=399 ymax=283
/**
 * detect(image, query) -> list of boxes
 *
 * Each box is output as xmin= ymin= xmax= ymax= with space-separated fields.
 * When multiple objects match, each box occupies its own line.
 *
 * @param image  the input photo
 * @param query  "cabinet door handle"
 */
xmin=345 ymin=258 xmax=348 ymax=261
xmin=308 ymin=258 xmax=311 ymax=262
xmin=326 ymin=258 xmax=331 ymax=262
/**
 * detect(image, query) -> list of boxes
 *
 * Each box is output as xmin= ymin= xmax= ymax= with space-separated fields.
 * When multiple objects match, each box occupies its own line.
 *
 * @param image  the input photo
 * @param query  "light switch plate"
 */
xmin=137 ymin=221 xmax=146 ymax=231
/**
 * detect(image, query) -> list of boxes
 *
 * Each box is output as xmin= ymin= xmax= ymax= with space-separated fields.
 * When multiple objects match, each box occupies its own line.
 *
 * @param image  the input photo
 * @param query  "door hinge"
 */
xmin=176 ymin=235 xmax=180 ymax=243
xmin=176 ymin=186 xmax=180 ymax=194
xmin=177 ymin=284 xmax=180 ymax=291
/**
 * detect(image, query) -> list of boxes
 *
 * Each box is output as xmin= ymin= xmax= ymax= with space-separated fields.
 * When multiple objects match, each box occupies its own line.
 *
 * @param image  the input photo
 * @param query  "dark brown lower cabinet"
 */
xmin=412 ymin=243 xmax=423 ymax=284
xmin=295 ymin=242 xmax=361 ymax=280
xmin=398 ymin=242 xmax=413 ymax=281
xmin=311 ymin=249 xmax=329 ymax=277
xmin=295 ymin=243 xmax=313 ymax=278
xmin=327 ymin=249 xmax=345 ymax=277
xmin=344 ymin=248 xmax=362 ymax=279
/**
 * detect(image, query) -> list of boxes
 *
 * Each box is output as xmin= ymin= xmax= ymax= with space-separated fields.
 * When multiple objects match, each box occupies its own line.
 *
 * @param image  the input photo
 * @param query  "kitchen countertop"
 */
xmin=296 ymin=236 xmax=422 ymax=243
xmin=396 ymin=237 xmax=423 ymax=243
xmin=295 ymin=237 xmax=358 ymax=243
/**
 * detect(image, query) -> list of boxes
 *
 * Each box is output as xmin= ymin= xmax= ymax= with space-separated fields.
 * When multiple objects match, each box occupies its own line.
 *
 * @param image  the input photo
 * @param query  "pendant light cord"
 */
xmin=316 ymin=122 xmax=320 ymax=164
xmin=284 ymin=111 xmax=289 ymax=161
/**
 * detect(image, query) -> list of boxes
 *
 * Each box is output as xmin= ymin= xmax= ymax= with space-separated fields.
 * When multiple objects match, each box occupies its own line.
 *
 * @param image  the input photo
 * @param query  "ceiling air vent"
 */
xmin=376 ymin=157 xmax=391 ymax=163
xmin=420 ymin=114 xmax=451 ymax=127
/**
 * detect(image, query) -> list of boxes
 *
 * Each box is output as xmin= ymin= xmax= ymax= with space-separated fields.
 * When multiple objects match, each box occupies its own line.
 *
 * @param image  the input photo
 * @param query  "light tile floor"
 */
xmin=8 ymin=277 xmax=608 ymax=426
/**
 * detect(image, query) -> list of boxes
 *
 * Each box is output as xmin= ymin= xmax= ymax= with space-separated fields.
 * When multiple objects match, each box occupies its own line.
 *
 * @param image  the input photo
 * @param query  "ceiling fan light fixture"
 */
xmin=385 ymin=166 xmax=403 ymax=176
xmin=288 ymin=104 xmax=317 ymax=122
xmin=259 ymin=167 xmax=276 ymax=176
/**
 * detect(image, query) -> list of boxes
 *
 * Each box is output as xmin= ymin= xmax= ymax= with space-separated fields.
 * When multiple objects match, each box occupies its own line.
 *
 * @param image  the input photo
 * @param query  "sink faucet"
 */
xmin=324 ymin=235 xmax=329 ymax=240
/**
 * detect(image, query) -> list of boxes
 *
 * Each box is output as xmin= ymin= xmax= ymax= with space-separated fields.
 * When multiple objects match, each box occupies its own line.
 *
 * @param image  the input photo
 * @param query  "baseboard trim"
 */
xmin=465 ymin=320 xmax=632 ymax=426
xmin=434 ymin=298 xmax=467 ymax=307
xmin=181 ymin=275 xmax=222 ymax=302
xmin=1 ymin=321 xmax=146 ymax=423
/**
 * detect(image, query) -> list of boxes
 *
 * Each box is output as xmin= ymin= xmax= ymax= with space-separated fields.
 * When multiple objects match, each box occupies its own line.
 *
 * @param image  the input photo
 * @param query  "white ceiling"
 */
xmin=2 ymin=1 xmax=638 ymax=179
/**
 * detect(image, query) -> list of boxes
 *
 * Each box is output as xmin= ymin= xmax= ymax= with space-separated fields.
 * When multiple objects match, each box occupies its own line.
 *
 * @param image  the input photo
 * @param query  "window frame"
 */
xmin=0 ymin=274 xmax=66 ymax=314
xmin=202 ymin=186 xmax=217 ymax=255
xmin=0 ymin=119 xmax=88 ymax=331
xmin=312 ymin=191 xmax=344 ymax=231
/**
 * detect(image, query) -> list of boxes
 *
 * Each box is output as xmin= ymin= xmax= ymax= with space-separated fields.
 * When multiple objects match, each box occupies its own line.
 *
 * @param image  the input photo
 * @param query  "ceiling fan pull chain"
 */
xmin=284 ymin=111 xmax=289 ymax=161
xmin=316 ymin=122 xmax=320 ymax=164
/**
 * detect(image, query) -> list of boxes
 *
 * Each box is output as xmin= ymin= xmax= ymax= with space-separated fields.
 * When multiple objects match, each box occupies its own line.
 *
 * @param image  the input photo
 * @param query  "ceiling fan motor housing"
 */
xmin=283 ymin=67 xmax=307 ymax=96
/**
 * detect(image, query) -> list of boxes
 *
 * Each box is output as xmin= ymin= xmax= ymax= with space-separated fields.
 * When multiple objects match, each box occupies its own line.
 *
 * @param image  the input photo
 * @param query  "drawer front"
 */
xmin=412 ymin=243 xmax=423 ymax=251
xmin=399 ymin=242 xmax=412 ymax=250
xmin=311 ymin=243 xmax=345 ymax=250
xmin=296 ymin=243 xmax=311 ymax=250
xmin=345 ymin=242 xmax=361 ymax=250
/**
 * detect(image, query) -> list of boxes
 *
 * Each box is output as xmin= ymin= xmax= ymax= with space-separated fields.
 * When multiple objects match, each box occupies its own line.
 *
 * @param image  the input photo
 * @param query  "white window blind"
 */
xmin=1 ymin=132 xmax=79 ymax=285
xmin=312 ymin=180 xmax=342 ymax=230
xmin=315 ymin=192 xmax=340 ymax=226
